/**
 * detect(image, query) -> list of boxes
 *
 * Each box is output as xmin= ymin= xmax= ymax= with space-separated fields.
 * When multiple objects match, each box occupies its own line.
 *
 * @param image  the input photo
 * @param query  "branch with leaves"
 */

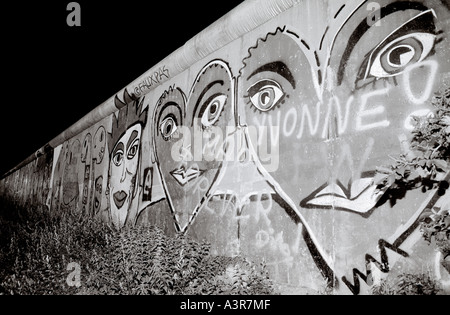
xmin=374 ymin=84 xmax=450 ymax=255
xmin=375 ymin=85 xmax=450 ymax=193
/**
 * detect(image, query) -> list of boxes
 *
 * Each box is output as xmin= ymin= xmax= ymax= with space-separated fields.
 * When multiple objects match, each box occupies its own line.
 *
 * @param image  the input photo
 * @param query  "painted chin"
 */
xmin=113 ymin=190 xmax=128 ymax=209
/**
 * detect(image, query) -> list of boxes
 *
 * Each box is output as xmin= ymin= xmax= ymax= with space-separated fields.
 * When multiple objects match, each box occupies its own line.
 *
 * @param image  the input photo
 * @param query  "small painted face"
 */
xmin=81 ymin=134 xmax=92 ymax=163
xmin=93 ymin=126 xmax=106 ymax=164
xmin=94 ymin=175 xmax=103 ymax=213
xmin=62 ymin=140 xmax=81 ymax=207
xmin=153 ymin=60 xmax=234 ymax=232
xmin=108 ymin=124 xmax=142 ymax=228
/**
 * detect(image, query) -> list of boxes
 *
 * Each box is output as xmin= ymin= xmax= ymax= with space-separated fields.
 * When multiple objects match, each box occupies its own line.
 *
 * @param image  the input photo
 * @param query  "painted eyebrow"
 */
xmin=336 ymin=1 xmax=430 ymax=85
xmin=113 ymin=142 xmax=124 ymax=155
xmin=192 ymin=80 xmax=224 ymax=126
xmin=157 ymin=101 xmax=183 ymax=129
xmin=246 ymin=61 xmax=296 ymax=89
xmin=126 ymin=130 xmax=139 ymax=150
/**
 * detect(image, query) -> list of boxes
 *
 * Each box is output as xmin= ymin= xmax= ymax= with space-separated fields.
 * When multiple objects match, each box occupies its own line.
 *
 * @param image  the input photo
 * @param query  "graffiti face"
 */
xmin=108 ymin=99 xmax=148 ymax=229
xmin=93 ymin=175 xmax=103 ymax=214
xmin=241 ymin=27 xmax=323 ymax=199
xmin=303 ymin=0 xmax=449 ymax=212
xmin=239 ymin=0 xmax=450 ymax=292
xmin=93 ymin=126 xmax=106 ymax=164
xmin=153 ymin=60 xmax=234 ymax=232
xmin=109 ymin=123 xmax=142 ymax=227
xmin=62 ymin=140 xmax=81 ymax=208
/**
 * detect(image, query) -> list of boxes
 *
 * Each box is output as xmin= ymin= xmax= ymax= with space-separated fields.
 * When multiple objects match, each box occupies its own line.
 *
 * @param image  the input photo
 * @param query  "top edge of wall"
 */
xmin=1 ymin=0 xmax=302 ymax=179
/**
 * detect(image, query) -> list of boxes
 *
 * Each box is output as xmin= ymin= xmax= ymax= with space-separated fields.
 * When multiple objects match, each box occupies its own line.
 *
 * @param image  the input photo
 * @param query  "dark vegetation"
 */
xmin=0 ymin=199 xmax=276 ymax=295
xmin=371 ymin=272 xmax=443 ymax=295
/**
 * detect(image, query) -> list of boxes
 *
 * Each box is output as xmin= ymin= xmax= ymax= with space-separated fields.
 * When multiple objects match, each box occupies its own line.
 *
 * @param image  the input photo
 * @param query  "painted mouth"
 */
xmin=300 ymin=176 xmax=388 ymax=215
xmin=170 ymin=165 xmax=205 ymax=186
xmin=94 ymin=197 xmax=100 ymax=209
xmin=113 ymin=190 xmax=128 ymax=209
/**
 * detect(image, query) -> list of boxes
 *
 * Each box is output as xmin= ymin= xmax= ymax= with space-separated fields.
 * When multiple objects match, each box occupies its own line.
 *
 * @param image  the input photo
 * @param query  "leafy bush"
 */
xmin=84 ymin=225 xmax=275 ymax=295
xmin=419 ymin=207 xmax=450 ymax=259
xmin=184 ymin=256 xmax=275 ymax=295
xmin=375 ymin=84 xmax=450 ymax=198
xmin=375 ymin=83 xmax=450 ymax=255
xmin=0 ymin=199 xmax=276 ymax=295
xmin=371 ymin=272 xmax=443 ymax=295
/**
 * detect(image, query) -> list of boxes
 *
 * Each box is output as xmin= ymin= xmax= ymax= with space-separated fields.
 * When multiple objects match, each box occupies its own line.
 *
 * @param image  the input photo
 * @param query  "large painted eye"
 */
xmin=112 ymin=149 xmax=124 ymax=167
xmin=200 ymin=94 xmax=227 ymax=127
xmin=366 ymin=33 xmax=435 ymax=78
xmin=127 ymin=138 xmax=140 ymax=159
xmin=356 ymin=10 xmax=437 ymax=85
xmin=247 ymin=79 xmax=285 ymax=112
xmin=160 ymin=114 xmax=178 ymax=141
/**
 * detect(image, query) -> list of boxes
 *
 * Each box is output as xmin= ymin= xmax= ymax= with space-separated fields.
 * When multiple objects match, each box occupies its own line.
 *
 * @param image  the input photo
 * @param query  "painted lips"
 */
xmin=170 ymin=165 xmax=205 ymax=186
xmin=301 ymin=176 xmax=389 ymax=214
xmin=113 ymin=190 xmax=128 ymax=209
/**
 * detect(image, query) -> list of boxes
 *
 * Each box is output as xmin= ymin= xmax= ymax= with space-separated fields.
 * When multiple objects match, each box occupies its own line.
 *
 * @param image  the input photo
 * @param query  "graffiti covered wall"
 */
xmin=1 ymin=0 xmax=450 ymax=294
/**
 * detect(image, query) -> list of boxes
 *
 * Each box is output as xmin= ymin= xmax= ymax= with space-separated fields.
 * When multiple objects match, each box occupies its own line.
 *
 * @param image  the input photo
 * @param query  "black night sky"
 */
xmin=1 ymin=0 xmax=244 ymax=177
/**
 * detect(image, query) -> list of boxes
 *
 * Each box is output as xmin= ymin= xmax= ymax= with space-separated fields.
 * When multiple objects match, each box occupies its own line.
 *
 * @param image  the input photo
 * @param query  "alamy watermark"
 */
xmin=367 ymin=2 xmax=382 ymax=27
xmin=66 ymin=2 xmax=81 ymax=27
xmin=65 ymin=2 xmax=382 ymax=28
xmin=66 ymin=262 xmax=81 ymax=288
xmin=167 ymin=123 xmax=280 ymax=173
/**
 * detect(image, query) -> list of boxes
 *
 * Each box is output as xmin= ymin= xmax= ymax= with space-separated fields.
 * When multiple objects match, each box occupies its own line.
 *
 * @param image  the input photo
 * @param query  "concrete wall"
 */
xmin=1 ymin=0 xmax=450 ymax=294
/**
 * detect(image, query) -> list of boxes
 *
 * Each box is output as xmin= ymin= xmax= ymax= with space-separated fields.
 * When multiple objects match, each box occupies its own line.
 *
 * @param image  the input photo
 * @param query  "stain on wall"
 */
xmin=1 ymin=0 xmax=449 ymax=294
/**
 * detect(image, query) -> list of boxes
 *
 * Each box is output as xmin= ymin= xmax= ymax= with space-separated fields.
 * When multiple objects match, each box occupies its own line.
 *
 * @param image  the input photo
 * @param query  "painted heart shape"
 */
xmin=153 ymin=60 xmax=235 ymax=232
xmin=238 ymin=26 xmax=337 ymax=280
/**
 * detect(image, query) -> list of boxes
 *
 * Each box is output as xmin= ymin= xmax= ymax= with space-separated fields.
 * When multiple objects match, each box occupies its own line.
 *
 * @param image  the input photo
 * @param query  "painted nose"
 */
xmin=179 ymin=143 xmax=193 ymax=163
xmin=120 ymin=162 xmax=127 ymax=183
